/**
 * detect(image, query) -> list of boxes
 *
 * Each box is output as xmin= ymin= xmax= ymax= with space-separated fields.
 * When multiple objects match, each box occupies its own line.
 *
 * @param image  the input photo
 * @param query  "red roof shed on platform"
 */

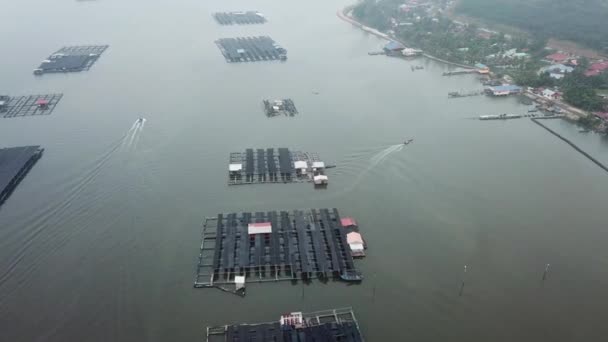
xmin=35 ymin=99 xmax=49 ymax=107
xmin=340 ymin=217 xmax=357 ymax=227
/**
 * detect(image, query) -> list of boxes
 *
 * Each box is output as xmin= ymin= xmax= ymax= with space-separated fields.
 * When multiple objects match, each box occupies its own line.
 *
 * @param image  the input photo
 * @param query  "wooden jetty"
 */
xmin=206 ymin=307 xmax=364 ymax=342
xmin=215 ymin=36 xmax=287 ymax=63
xmin=532 ymin=118 xmax=608 ymax=174
xmin=0 ymin=146 xmax=44 ymax=206
xmin=194 ymin=208 xmax=363 ymax=291
xmin=33 ymin=45 xmax=108 ymax=75
xmin=442 ymin=69 xmax=476 ymax=76
xmin=479 ymin=113 xmax=562 ymax=120
xmin=263 ymin=99 xmax=298 ymax=117
xmin=448 ymin=90 xmax=483 ymax=98
xmin=479 ymin=114 xmax=522 ymax=120
xmin=228 ymin=148 xmax=330 ymax=185
xmin=213 ymin=11 xmax=266 ymax=25
xmin=1 ymin=94 xmax=63 ymax=118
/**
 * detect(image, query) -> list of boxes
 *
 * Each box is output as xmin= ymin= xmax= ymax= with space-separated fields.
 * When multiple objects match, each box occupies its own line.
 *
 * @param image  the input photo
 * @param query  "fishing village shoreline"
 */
xmin=337 ymin=3 xmax=608 ymax=175
xmin=337 ymin=3 xmax=607 ymax=129
xmin=337 ymin=5 xmax=475 ymax=70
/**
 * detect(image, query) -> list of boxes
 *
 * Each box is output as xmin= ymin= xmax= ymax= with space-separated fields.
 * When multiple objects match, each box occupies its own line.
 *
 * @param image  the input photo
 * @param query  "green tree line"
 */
xmin=457 ymin=0 xmax=608 ymax=52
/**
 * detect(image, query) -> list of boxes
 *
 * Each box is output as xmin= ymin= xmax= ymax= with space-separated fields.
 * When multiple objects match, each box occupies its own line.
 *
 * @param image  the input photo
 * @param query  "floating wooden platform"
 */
xmin=0 ymin=94 xmax=63 ymax=118
xmin=0 ymin=146 xmax=44 ymax=206
xmin=34 ymin=45 xmax=108 ymax=75
xmin=228 ymin=148 xmax=328 ymax=185
xmin=215 ymin=36 xmax=287 ymax=63
xmin=194 ymin=208 xmax=363 ymax=290
xmin=213 ymin=11 xmax=266 ymax=25
xmin=206 ymin=307 xmax=364 ymax=342
xmin=263 ymin=99 xmax=298 ymax=117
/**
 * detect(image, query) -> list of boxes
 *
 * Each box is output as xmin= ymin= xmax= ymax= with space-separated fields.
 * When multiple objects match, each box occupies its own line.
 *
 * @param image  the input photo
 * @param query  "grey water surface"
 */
xmin=1 ymin=0 xmax=608 ymax=341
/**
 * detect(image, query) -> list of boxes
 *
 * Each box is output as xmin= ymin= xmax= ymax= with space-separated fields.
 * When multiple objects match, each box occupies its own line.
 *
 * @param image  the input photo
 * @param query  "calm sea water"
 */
xmin=1 ymin=0 xmax=608 ymax=341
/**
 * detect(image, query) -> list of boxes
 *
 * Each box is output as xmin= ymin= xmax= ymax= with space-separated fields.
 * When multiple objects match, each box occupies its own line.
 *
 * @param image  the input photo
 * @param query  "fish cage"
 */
xmin=213 ymin=11 xmax=266 ymax=25
xmin=215 ymin=36 xmax=286 ymax=63
xmin=33 ymin=45 xmax=108 ymax=75
xmin=228 ymin=148 xmax=332 ymax=185
xmin=206 ymin=307 xmax=364 ymax=342
xmin=1 ymin=94 xmax=63 ymax=118
xmin=0 ymin=146 xmax=44 ymax=206
xmin=194 ymin=208 xmax=363 ymax=292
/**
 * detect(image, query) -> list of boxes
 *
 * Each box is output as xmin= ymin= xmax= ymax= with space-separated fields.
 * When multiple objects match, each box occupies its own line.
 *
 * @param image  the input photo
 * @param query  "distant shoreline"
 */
xmin=336 ymin=5 xmax=595 ymax=125
xmin=336 ymin=6 xmax=475 ymax=70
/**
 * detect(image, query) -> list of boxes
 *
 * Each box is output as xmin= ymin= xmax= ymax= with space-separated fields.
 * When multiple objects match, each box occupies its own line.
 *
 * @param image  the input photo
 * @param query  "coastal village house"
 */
xmin=486 ymin=85 xmax=522 ymax=96
xmin=585 ymin=61 xmax=608 ymax=77
xmin=383 ymin=41 xmax=406 ymax=56
xmin=539 ymin=64 xmax=574 ymax=79
xmin=475 ymin=63 xmax=490 ymax=74
xmin=594 ymin=112 xmax=608 ymax=122
xmin=541 ymin=88 xmax=561 ymax=100
xmin=545 ymin=53 xmax=570 ymax=64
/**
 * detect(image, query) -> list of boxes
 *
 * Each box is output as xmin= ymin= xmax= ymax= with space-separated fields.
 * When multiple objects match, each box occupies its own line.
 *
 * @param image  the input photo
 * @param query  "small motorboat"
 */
xmin=403 ymin=139 xmax=414 ymax=145
xmin=137 ymin=117 xmax=144 ymax=124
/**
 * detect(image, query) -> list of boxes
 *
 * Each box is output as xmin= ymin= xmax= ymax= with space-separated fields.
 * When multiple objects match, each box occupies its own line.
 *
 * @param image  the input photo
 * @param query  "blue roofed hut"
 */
xmin=383 ymin=41 xmax=406 ymax=55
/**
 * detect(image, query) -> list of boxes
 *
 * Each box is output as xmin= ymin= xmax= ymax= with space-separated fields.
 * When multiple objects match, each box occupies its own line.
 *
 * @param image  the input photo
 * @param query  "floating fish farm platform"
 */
xmin=34 ymin=45 xmax=108 ymax=75
xmin=215 ymin=36 xmax=287 ymax=63
xmin=213 ymin=11 xmax=266 ymax=25
xmin=228 ymin=148 xmax=330 ymax=185
xmin=0 ymin=146 xmax=44 ymax=206
xmin=194 ymin=208 xmax=363 ymax=291
xmin=206 ymin=307 xmax=364 ymax=342
xmin=263 ymin=99 xmax=298 ymax=117
xmin=0 ymin=94 xmax=63 ymax=118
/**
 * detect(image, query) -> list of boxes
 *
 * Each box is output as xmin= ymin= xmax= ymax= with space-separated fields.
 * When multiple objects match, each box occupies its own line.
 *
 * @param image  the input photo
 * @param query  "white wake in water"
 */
xmin=328 ymin=144 xmax=406 ymax=198
xmin=123 ymin=118 xmax=146 ymax=150
xmin=369 ymin=144 xmax=404 ymax=166
xmin=0 ymin=120 xmax=150 ymax=291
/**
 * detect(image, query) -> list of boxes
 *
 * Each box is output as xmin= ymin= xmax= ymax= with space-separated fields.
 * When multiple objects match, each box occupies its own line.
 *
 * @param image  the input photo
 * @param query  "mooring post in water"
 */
xmin=372 ymin=273 xmax=377 ymax=302
xmin=542 ymin=263 xmax=550 ymax=281
xmin=459 ymin=265 xmax=467 ymax=297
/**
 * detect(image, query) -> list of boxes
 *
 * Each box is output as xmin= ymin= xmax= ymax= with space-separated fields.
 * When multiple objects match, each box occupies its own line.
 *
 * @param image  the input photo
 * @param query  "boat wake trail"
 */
xmin=0 ymin=121 xmax=146 ymax=294
xmin=370 ymin=144 xmax=404 ymax=167
xmin=328 ymin=144 xmax=406 ymax=199
xmin=123 ymin=118 xmax=146 ymax=150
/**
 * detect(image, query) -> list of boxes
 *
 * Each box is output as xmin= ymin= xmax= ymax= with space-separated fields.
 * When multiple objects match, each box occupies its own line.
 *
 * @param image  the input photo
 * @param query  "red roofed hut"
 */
xmin=340 ymin=217 xmax=357 ymax=227
xmin=593 ymin=112 xmax=608 ymax=121
xmin=545 ymin=53 xmax=569 ymax=63
xmin=590 ymin=61 xmax=608 ymax=71
xmin=36 ymin=98 xmax=49 ymax=109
